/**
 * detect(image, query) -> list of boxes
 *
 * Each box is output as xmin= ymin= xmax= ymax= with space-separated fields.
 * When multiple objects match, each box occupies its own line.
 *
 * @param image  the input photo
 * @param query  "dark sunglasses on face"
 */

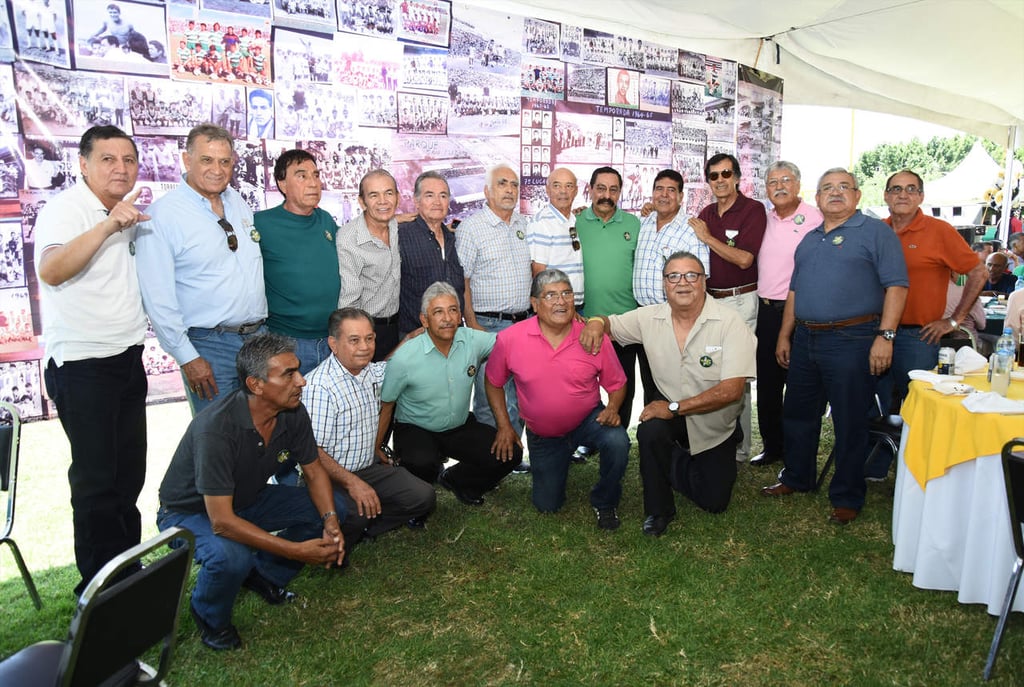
xmin=707 ymin=169 xmax=734 ymax=181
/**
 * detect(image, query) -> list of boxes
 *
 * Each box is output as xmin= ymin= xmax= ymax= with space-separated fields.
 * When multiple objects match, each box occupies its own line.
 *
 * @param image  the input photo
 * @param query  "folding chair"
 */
xmin=815 ymin=396 xmax=902 ymax=490
xmin=983 ymin=438 xmax=1024 ymax=681
xmin=0 ymin=526 xmax=195 ymax=687
xmin=0 ymin=401 xmax=41 ymax=609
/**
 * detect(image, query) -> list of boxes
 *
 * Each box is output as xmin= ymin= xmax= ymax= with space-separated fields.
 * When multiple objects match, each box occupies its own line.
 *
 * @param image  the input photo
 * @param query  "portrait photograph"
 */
xmin=606 ymin=67 xmax=639 ymax=109
xmin=72 ymin=0 xmax=169 ymax=76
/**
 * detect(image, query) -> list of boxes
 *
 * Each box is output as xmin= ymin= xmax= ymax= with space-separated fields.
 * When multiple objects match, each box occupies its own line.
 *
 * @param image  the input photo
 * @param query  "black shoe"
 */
xmin=594 ymin=507 xmax=620 ymax=530
xmin=190 ymin=602 xmax=242 ymax=651
xmin=749 ymin=451 xmax=781 ymax=467
xmin=512 ymin=460 xmax=531 ymax=474
xmin=571 ymin=445 xmax=594 ymax=464
xmin=438 ymin=469 xmax=484 ymax=506
xmin=406 ymin=515 xmax=428 ymax=529
xmin=242 ymin=568 xmax=297 ymax=605
xmin=642 ymin=513 xmax=674 ymax=537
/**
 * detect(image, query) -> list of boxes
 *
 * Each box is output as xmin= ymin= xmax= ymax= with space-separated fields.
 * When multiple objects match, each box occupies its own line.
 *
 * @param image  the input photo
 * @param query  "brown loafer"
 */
xmin=829 ymin=507 xmax=859 ymax=525
xmin=761 ymin=482 xmax=796 ymax=497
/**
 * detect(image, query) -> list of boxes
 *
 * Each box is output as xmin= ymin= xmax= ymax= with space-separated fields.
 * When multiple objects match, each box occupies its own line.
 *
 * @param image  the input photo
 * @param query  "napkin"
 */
xmin=907 ymin=369 xmax=962 ymax=385
xmin=955 ymin=346 xmax=989 ymax=374
xmin=962 ymin=392 xmax=1024 ymax=414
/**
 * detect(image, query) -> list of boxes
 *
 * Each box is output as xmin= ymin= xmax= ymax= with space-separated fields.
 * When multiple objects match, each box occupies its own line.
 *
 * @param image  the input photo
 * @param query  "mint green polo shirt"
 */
xmin=380 ymin=327 xmax=496 ymax=432
xmin=575 ymin=206 xmax=640 ymax=316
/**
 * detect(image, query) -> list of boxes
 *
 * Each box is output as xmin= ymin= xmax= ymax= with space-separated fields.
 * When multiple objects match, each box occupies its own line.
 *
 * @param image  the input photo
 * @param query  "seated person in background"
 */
xmin=157 ymin=333 xmax=345 ymax=651
xmin=1006 ymin=287 xmax=1024 ymax=338
xmin=982 ymin=252 xmax=1016 ymax=296
xmin=943 ymin=274 xmax=986 ymax=337
xmin=380 ymin=281 xmax=520 ymax=506
xmin=303 ymin=308 xmax=435 ymax=546
xmin=486 ymin=269 xmax=629 ymax=530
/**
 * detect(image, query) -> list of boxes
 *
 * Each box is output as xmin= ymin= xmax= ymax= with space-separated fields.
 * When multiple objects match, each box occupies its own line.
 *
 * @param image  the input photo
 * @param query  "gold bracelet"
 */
xmin=587 ymin=316 xmax=604 ymax=324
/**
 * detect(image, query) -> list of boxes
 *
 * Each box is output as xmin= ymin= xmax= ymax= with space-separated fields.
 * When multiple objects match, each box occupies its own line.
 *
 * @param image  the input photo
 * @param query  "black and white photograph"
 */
xmin=73 ymin=0 xmax=169 ymax=76
xmin=552 ymin=107 xmax=612 ymax=165
xmin=0 ymin=221 xmax=25 ymax=288
xmin=621 ymin=163 xmax=659 ymax=210
xmin=395 ymin=0 xmax=450 ymax=48
xmin=672 ymin=80 xmax=705 ymax=121
xmin=0 ymin=6 xmax=16 ymax=62
xmin=358 ymin=90 xmax=397 ymax=128
xmin=337 ymin=0 xmax=395 ymax=39
xmin=210 ymin=84 xmax=248 ymax=138
xmin=11 ymin=0 xmax=70 ymax=68
xmin=560 ymin=24 xmax=581 ymax=62
xmin=333 ymin=32 xmax=400 ymax=91
xmin=0 ymin=66 xmax=18 ymax=136
xmin=0 ymin=359 xmax=43 ymax=419
xmin=401 ymin=44 xmax=447 ymax=92
xmin=522 ymin=17 xmax=558 ymax=58
xmin=643 ymin=41 xmax=678 ymax=78
xmin=167 ymin=4 xmax=272 ymax=86
xmin=565 ymin=63 xmax=604 ymax=105
xmin=520 ymin=59 xmax=563 ymax=100
xmin=136 ymin=136 xmax=183 ymax=182
xmin=300 ymin=136 xmax=392 ymax=193
xmin=0 ymin=142 xmax=22 ymax=199
xmin=397 ymin=91 xmax=447 ymax=135
xmin=677 ymin=49 xmax=705 ymax=84
xmin=247 ymin=87 xmax=275 ymax=139
xmin=271 ymin=0 xmax=336 ymax=34
xmin=704 ymin=96 xmax=735 ymax=142
xmin=15 ymin=64 xmax=129 ymax=137
xmin=619 ymin=35 xmax=644 ymax=70
xmin=640 ymin=74 xmax=670 ymax=114
xmin=705 ymin=55 xmax=723 ymax=98
xmin=624 ymin=118 xmax=672 ymax=166
xmin=22 ymin=139 xmax=65 ymax=192
xmin=447 ymin=7 xmax=521 ymax=136
xmin=198 ymin=0 xmax=271 ymax=19
xmin=272 ymin=27 xmax=334 ymax=83
xmin=581 ymin=28 xmax=619 ymax=67
xmin=128 ymin=76 xmax=214 ymax=136
xmin=231 ymin=139 xmax=267 ymax=212
xmin=18 ymin=191 xmax=52 ymax=244
xmin=274 ymin=80 xmax=356 ymax=138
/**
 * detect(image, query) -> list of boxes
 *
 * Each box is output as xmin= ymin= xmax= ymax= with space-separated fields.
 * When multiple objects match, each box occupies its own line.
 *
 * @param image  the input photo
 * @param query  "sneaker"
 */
xmin=512 ymin=459 xmax=531 ymax=474
xmin=571 ymin=445 xmax=593 ymax=464
xmin=594 ymin=507 xmax=620 ymax=531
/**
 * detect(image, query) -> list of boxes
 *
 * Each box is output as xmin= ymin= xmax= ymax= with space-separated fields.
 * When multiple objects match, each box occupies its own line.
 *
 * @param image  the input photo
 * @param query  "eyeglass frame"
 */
xmin=663 ymin=271 xmax=705 ymax=284
xmin=217 ymin=217 xmax=238 ymax=252
xmin=707 ymin=169 xmax=734 ymax=181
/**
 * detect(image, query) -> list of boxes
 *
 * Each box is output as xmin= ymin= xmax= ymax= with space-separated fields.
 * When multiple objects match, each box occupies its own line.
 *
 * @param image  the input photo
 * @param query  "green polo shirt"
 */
xmin=576 ymin=206 xmax=640 ymax=316
xmin=380 ymin=327 xmax=496 ymax=432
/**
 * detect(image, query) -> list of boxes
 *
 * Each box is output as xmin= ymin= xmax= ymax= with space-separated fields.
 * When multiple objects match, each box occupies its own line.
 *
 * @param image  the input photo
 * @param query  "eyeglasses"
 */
xmin=766 ymin=176 xmax=794 ymax=188
xmin=218 ymin=217 xmax=238 ymax=252
xmin=707 ymin=169 xmax=734 ymax=181
xmin=817 ymin=183 xmax=857 ymax=194
xmin=663 ymin=271 xmax=704 ymax=283
xmin=569 ymin=226 xmax=580 ymax=251
xmin=538 ymin=289 xmax=574 ymax=302
xmin=884 ymin=184 xmax=922 ymax=195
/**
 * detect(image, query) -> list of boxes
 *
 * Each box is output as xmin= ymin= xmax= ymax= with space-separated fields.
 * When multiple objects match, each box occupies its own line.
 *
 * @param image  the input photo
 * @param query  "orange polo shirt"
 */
xmin=885 ymin=210 xmax=981 ymax=325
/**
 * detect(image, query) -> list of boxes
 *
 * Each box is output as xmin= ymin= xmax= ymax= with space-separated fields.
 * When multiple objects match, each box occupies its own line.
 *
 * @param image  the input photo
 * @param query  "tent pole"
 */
xmin=999 ymin=124 xmax=1019 ymax=244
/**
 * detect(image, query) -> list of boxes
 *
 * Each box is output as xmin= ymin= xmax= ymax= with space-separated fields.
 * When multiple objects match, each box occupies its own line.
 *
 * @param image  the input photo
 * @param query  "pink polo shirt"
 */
xmin=486 ymin=317 xmax=626 ymax=437
xmin=757 ymin=200 xmax=823 ymax=300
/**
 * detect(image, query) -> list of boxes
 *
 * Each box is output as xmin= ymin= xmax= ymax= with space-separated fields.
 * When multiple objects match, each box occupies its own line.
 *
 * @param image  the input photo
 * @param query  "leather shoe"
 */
xmin=642 ymin=513 xmax=674 ymax=537
xmin=761 ymin=482 xmax=797 ymax=497
xmin=438 ymin=469 xmax=484 ymax=506
xmin=749 ymin=451 xmax=781 ymax=467
xmin=829 ymin=507 xmax=859 ymax=525
xmin=242 ymin=568 xmax=296 ymax=605
xmin=406 ymin=515 xmax=428 ymax=529
xmin=190 ymin=603 xmax=242 ymax=651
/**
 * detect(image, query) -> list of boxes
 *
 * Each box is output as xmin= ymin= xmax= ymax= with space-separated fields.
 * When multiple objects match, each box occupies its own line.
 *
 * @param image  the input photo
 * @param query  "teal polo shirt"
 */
xmin=576 ymin=206 xmax=639 ymax=316
xmin=380 ymin=327 xmax=496 ymax=432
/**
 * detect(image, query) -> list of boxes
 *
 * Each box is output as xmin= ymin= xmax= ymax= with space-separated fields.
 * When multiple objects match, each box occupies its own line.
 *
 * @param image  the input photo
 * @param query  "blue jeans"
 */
xmin=157 ymin=485 xmax=346 ymax=630
xmin=185 ymin=326 xmax=267 ymax=415
xmin=779 ymin=322 xmax=877 ymax=510
xmin=291 ymin=336 xmax=331 ymax=376
xmin=525 ymin=404 xmax=629 ymax=512
xmin=876 ymin=326 xmax=939 ymax=413
xmin=472 ymin=315 xmax=522 ymax=434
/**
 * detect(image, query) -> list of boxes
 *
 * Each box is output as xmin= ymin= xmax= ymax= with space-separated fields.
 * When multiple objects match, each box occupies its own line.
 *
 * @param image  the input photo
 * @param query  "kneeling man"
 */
xmin=487 ymin=269 xmax=629 ymax=529
xmin=582 ymin=252 xmax=755 ymax=536
xmin=380 ymin=282 xmax=520 ymax=505
xmin=157 ymin=333 xmax=346 ymax=651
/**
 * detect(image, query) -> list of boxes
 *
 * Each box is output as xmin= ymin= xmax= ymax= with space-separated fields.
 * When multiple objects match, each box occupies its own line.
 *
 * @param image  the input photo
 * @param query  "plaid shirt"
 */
xmin=302 ymin=354 xmax=386 ymax=472
xmin=456 ymin=205 xmax=531 ymax=314
xmin=633 ymin=209 xmax=708 ymax=306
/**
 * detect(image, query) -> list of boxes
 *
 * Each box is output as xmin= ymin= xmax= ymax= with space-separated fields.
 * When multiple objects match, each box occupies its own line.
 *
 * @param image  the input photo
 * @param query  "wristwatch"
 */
xmin=668 ymin=401 xmax=680 ymax=416
xmin=875 ymin=329 xmax=896 ymax=341
xmin=948 ymin=317 xmax=959 ymax=330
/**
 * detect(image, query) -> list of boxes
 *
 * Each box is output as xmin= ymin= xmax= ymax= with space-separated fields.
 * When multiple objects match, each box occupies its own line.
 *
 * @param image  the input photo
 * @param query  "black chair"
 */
xmin=0 ymin=401 xmax=41 ymax=610
xmin=0 ymin=526 xmax=195 ymax=687
xmin=815 ymin=396 xmax=903 ymax=490
xmin=983 ymin=437 xmax=1024 ymax=681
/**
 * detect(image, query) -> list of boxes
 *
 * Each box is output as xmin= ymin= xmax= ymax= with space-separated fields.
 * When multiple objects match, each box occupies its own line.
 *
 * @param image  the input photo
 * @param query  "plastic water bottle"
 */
xmin=1015 ymin=273 xmax=1024 ymax=292
xmin=991 ymin=327 xmax=1015 ymax=396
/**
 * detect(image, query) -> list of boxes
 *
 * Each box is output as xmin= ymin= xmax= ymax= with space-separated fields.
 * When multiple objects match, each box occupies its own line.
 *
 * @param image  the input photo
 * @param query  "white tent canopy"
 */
xmin=465 ymin=0 xmax=1024 ymax=141
xmin=924 ymin=141 xmax=1004 ymax=206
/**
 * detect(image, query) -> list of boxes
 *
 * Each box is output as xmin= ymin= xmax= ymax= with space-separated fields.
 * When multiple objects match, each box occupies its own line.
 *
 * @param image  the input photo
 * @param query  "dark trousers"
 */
xmin=755 ymin=299 xmax=787 ymax=457
xmin=393 ymin=414 xmax=520 ymax=497
xmin=613 ymin=341 xmax=654 ymax=428
xmin=45 ymin=346 xmax=148 ymax=593
xmin=372 ymin=319 xmax=400 ymax=362
xmin=337 ymin=463 xmax=436 ymax=543
xmin=637 ymin=414 xmax=739 ymax=517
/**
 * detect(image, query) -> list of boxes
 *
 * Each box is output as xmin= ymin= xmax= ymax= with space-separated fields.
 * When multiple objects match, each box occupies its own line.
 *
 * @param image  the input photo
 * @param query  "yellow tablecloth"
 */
xmin=900 ymin=377 xmax=1024 ymax=490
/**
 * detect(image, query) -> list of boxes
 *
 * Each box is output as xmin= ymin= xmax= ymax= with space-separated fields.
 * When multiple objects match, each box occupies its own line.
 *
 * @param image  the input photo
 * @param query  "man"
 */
xmin=157 ymin=333 xmax=345 ymax=651
xmin=750 ymin=161 xmax=822 ymax=467
xmin=764 ymin=168 xmax=908 ymax=525
xmin=877 ymin=169 xmax=986 ymax=413
xmin=633 ymin=169 xmax=705 ymax=307
xmin=136 ymin=123 xmax=267 ymax=416
xmin=396 ymin=170 xmax=465 ymax=338
xmin=35 ymin=125 xmax=148 ymax=594
xmin=487 ymin=269 xmax=629 ymax=529
xmin=337 ymin=169 xmax=402 ymax=360
xmin=256 ymin=149 xmax=339 ymax=374
xmin=381 ymin=282 xmax=520 ymax=505
xmin=456 ymin=164 xmax=531 ymax=436
xmin=1006 ymin=233 xmax=1024 ymax=271
xmin=581 ymin=252 xmax=755 ymax=536
xmin=575 ymin=166 xmax=643 ymax=428
xmin=247 ymin=89 xmax=274 ymax=139
xmin=983 ymin=251 xmax=1016 ymax=296
xmin=24 ymin=145 xmax=58 ymax=190
xmin=689 ymin=153 xmax=766 ymax=462
xmin=303 ymin=308 xmax=435 ymax=547
xmin=526 ymin=167 xmax=583 ymax=309
xmin=611 ymin=69 xmax=634 ymax=107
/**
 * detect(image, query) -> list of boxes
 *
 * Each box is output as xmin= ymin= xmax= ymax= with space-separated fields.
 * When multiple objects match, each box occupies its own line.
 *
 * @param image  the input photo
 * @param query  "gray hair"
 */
xmin=531 ymin=268 xmax=571 ymax=298
xmin=664 ymin=251 xmax=706 ymax=275
xmin=186 ymin=123 xmax=234 ymax=154
xmin=764 ymin=160 xmax=801 ymax=183
xmin=236 ymin=332 xmax=295 ymax=394
xmin=421 ymin=281 xmax=459 ymax=315
xmin=485 ymin=163 xmax=517 ymax=191
xmin=358 ymin=169 xmax=397 ymax=200
xmin=413 ymin=170 xmax=449 ymax=199
xmin=817 ymin=167 xmax=859 ymax=191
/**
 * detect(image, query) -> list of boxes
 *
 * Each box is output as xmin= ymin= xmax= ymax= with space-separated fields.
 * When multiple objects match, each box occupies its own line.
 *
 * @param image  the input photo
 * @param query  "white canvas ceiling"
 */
xmin=463 ymin=0 xmax=1024 ymax=141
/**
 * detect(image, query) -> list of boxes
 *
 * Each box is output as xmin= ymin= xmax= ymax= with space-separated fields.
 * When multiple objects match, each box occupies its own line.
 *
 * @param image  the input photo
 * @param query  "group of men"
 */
xmin=35 ymin=118 xmax=995 ymax=652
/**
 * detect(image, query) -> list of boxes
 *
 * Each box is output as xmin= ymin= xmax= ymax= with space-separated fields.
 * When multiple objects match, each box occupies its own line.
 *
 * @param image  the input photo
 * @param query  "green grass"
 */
xmin=2 ymin=403 xmax=1022 ymax=686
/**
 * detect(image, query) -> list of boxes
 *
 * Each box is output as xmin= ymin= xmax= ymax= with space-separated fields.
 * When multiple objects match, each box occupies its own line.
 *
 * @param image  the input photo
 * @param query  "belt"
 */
xmin=475 ymin=310 xmax=531 ymax=322
xmin=708 ymin=283 xmax=758 ymax=298
xmin=760 ymin=297 xmax=786 ymax=310
xmin=197 ymin=319 xmax=265 ymax=335
xmin=373 ymin=313 xmax=399 ymax=326
xmin=796 ymin=313 xmax=879 ymax=331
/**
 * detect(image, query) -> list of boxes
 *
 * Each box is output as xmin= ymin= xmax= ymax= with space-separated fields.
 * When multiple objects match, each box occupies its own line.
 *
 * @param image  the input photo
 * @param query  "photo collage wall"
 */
xmin=0 ymin=0 xmax=783 ymax=420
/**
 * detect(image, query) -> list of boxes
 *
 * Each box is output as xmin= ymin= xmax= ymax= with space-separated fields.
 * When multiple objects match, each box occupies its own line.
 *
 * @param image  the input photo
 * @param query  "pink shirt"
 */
xmin=486 ymin=317 xmax=626 ymax=437
xmin=757 ymin=200 xmax=823 ymax=301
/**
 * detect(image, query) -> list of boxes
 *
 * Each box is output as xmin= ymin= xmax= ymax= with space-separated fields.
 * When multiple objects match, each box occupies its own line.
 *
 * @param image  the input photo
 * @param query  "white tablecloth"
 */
xmin=892 ymin=423 xmax=1023 ymax=615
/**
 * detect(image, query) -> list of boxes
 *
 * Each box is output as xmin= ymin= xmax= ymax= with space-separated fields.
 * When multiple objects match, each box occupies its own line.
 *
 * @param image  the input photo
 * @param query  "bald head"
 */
xmin=545 ymin=167 xmax=577 ymax=217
